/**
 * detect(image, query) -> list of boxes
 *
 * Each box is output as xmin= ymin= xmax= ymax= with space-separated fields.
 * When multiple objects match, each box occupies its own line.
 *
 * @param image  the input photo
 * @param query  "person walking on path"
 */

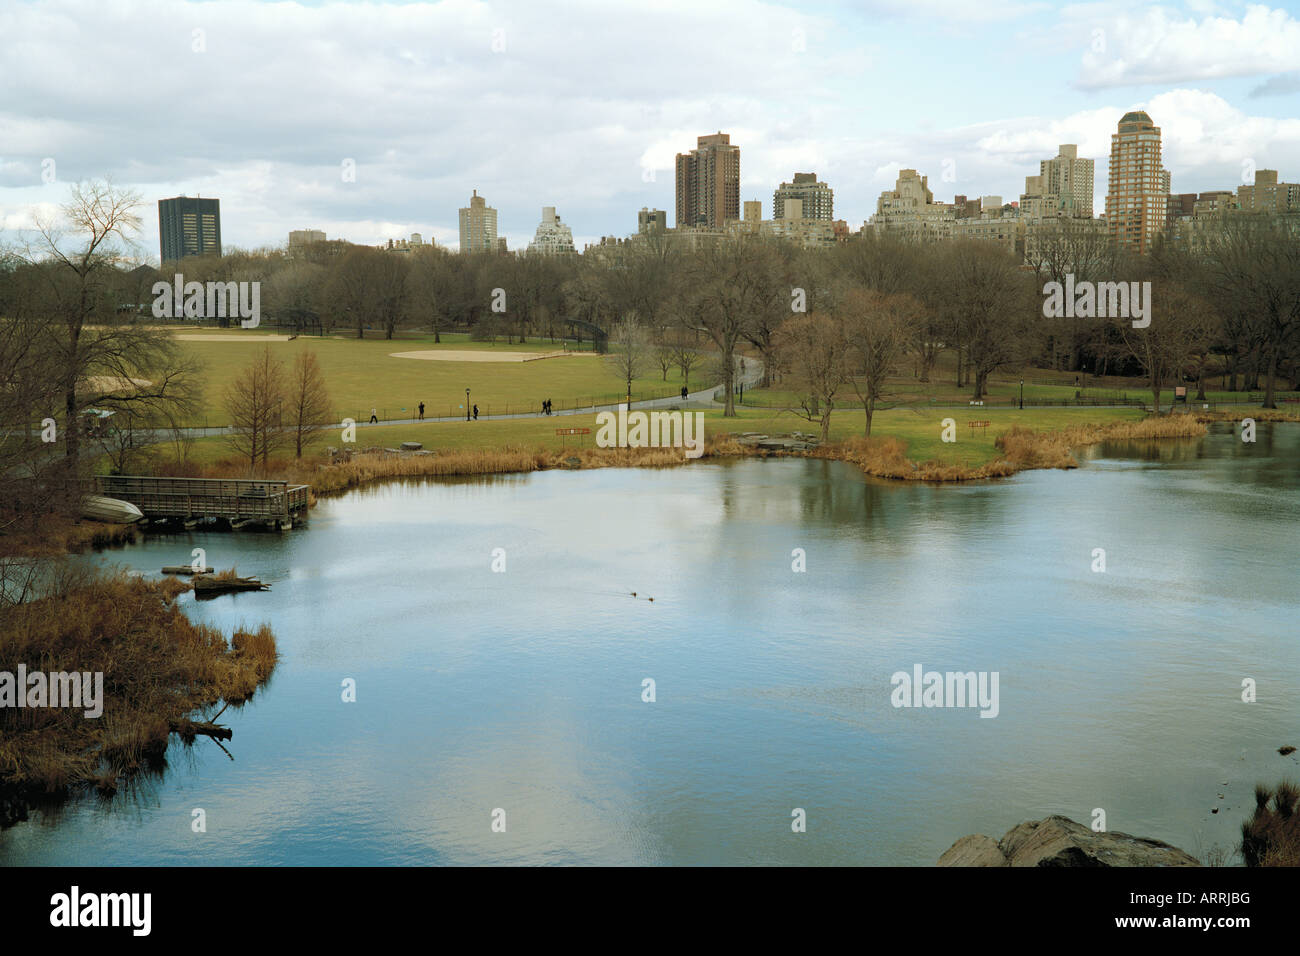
xmin=418 ymin=401 xmax=425 ymax=421
xmin=681 ymin=386 xmax=688 ymax=400
xmin=369 ymin=407 xmax=378 ymax=424
xmin=472 ymin=404 xmax=479 ymax=420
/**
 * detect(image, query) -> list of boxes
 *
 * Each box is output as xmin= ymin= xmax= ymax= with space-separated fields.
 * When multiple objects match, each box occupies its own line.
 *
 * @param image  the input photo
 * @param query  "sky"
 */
xmin=1 ymin=0 xmax=1298 ymax=258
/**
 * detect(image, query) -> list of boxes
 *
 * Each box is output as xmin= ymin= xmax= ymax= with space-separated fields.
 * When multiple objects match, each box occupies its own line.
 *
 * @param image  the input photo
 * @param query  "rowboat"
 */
xmin=81 ymin=494 xmax=144 ymax=524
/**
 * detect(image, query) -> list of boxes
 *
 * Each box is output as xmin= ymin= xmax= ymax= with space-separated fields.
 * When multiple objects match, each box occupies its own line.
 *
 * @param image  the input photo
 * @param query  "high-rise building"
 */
xmin=159 ymin=196 xmax=221 ymax=261
xmin=1040 ymin=145 xmax=1094 ymax=218
xmin=1106 ymin=112 xmax=1167 ymax=254
xmin=288 ymin=229 xmax=326 ymax=251
xmin=675 ymin=132 xmax=740 ymax=229
xmin=1020 ymin=145 xmax=1095 ymax=221
xmin=743 ymin=200 xmax=762 ymax=222
xmin=773 ymin=172 xmax=833 ymax=221
xmin=459 ymin=190 xmax=498 ymax=253
xmin=868 ymin=169 xmax=955 ymax=241
xmin=527 ymin=206 xmax=575 ymax=255
xmin=637 ymin=207 xmax=668 ymax=234
xmin=1238 ymin=169 xmax=1300 ymax=213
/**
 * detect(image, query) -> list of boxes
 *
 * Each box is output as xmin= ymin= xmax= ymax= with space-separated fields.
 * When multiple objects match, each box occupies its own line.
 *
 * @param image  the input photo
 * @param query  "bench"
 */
xmin=968 ymin=421 xmax=990 ymax=434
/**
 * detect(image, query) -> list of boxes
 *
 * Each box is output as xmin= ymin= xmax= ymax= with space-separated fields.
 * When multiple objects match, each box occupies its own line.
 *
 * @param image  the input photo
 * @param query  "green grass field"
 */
xmin=175 ymin=329 xmax=682 ymax=426
xmin=743 ymin=379 xmax=1295 ymax=410
xmin=174 ymin=404 xmax=1154 ymax=471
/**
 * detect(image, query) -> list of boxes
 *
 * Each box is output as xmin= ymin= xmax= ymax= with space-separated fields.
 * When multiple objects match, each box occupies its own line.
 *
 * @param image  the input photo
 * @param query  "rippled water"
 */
xmin=3 ymin=422 xmax=1297 ymax=865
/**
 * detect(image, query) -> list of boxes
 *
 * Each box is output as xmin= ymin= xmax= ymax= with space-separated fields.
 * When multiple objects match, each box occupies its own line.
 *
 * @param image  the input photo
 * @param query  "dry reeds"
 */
xmin=766 ymin=415 xmax=1208 ymax=482
xmin=1241 ymin=780 xmax=1300 ymax=866
xmin=0 ymin=569 xmax=278 ymax=822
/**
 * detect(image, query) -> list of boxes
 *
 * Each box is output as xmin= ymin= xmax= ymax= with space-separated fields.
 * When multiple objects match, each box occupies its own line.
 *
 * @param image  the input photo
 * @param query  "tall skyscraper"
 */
xmin=527 ymin=206 xmax=575 ymax=255
xmin=1040 ymin=145 xmax=1094 ymax=218
xmin=675 ymin=132 xmax=740 ymax=229
xmin=459 ymin=189 xmax=498 ymax=253
xmin=773 ymin=172 xmax=833 ymax=221
xmin=158 ymin=196 xmax=221 ymax=261
xmin=1105 ymin=112 xmax=1167 ymax=254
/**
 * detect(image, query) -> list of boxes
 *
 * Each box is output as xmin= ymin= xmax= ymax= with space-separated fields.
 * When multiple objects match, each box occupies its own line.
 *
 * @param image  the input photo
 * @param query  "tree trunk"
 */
xmin=1263 ymin=346 xmax=1278 ymax=409
xmin=722 ymin=349 xmax=736 ymax=416
xmin=63 ymin=384 xmax=79 ymax=467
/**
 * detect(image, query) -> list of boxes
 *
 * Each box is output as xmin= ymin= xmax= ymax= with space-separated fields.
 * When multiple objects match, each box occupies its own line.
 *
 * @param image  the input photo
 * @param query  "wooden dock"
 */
xmin=92 ymin=476 xmax=309 ymax=529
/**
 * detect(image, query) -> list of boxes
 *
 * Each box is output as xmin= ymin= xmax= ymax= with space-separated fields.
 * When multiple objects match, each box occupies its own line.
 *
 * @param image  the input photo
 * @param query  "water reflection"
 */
xmin=1 ymin=423 xmax=1296 ymax=866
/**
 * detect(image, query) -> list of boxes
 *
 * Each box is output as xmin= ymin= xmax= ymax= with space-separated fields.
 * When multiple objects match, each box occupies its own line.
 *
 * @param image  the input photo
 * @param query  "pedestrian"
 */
xmin=418 ymin=401 xmax=425 ymax=421
xmin=473 ymin=404 xmax=479 ymax=420
xmin=681 ymin=385 xmax=688 ymax=400
xmin=369 ymin=407 xmax=378 ymax=424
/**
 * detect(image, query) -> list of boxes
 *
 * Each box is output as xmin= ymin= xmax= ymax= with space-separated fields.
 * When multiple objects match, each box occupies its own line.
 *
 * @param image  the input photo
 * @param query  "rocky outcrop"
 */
xmin=938 ymin=815 xmax=1201 ymax=867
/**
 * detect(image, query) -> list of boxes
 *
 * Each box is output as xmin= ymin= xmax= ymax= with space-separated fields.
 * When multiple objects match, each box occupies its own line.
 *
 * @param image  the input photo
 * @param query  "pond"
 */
xmin=2 ymin=422 xmax=1297 ymax=865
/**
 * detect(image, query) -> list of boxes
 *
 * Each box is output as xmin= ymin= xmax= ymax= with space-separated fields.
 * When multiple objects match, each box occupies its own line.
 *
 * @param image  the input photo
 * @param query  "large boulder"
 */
xmin=938 ymin=815 xmax=1201 ymax=867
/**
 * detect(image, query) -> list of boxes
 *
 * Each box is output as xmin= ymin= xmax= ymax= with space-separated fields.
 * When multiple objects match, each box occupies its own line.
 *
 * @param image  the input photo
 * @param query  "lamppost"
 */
xmin=465 ymin=388 xmax=470 ymax=422
xmin=1019 ymin=379 xmax=1024 ymax=410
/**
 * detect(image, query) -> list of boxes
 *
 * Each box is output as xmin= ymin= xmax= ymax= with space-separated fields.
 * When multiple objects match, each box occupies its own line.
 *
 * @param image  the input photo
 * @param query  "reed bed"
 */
xmin=754 ymin=414 xmax=1211 ymax=482
xmin=1241 ymin=781 xmax=1300 ymax=867
xmin=1195 ymin=407 xmax=1300 ymax=424
xmin=0 ymin=568 xmax=277 ymax=821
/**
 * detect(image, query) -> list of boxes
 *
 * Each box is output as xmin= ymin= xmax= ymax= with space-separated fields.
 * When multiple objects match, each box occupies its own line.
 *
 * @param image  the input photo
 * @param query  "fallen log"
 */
xmin=193 ymin=574 xmax=269 ymax=594
xmin=161 ymin=565 xmax=214 ymax=575
xmin=168 ymin=718 xmax=232 ymax=741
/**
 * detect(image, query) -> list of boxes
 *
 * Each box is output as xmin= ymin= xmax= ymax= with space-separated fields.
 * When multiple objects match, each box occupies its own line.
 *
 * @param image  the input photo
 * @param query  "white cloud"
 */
xmin=1076 ymin=4 xmax=1300 ymax=88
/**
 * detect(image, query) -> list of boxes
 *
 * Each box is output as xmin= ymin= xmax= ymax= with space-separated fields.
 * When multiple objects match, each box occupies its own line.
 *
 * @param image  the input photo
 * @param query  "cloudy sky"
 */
xmin=1 ymin=0 xmax=1298 ymax=258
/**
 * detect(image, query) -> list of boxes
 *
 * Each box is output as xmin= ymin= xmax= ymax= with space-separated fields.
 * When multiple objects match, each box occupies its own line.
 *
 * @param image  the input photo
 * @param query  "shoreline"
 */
xmin=11 ymin=410 xmax=1297 ymax=557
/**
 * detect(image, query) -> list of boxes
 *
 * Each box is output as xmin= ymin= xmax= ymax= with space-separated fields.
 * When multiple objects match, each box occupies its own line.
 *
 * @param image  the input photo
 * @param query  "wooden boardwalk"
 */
xmin=93 ymin=475 xmax=309 ymax=527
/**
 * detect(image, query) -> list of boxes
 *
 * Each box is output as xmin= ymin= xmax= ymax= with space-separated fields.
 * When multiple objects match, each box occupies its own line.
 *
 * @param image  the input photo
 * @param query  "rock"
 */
xmin=938 ymin=815 xmax=1201 ymax=867
xmin=1279 ymin=745 xmax=1296 ymax=756
xmin=937 ymin=834 xmax=1008 ymax=867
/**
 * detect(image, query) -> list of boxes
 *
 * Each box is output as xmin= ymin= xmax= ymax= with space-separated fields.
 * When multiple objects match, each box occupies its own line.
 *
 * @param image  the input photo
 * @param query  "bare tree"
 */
xmin=1117 ymin=285 xmax=1214 ymax=413
xmin=287 ymin=349 xmax=331 ymax=458
xmin=1029 ymin=218 xmax=1119 ymax=372
xmin=405 ymin=246 xmax=448 ymax=341
xmin=325 ymin=246 xmax=409 ymax=340
xmin=933 ymin=242 xmax=1039 ymax=401
xmin=840 ymin=289 xmax=919 ymax=435
xmin=224 ymin=346 xmax=288 ymax=474
xmin=774 ymin=312 xmax=851 ymax=440
xmin=18 ymin=181 xmax=199 ymax=472
xmin=604 ymin=315 xmax=651 ymax=409
xmin=682 ymin=237 xmax=784 ymax=416
xmin=1198 ymin=213 xmax=1300 ymax=408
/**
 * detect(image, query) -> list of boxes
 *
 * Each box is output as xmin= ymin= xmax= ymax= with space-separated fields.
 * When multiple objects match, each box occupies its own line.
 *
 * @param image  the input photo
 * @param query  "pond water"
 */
xmin=2 ymin=422 xmax=1297 ymax=865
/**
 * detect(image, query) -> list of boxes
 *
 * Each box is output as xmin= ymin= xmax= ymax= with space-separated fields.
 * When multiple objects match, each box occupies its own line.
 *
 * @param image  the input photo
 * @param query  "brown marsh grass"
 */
xmin=0 ymin=568 xmax=277 ymax=819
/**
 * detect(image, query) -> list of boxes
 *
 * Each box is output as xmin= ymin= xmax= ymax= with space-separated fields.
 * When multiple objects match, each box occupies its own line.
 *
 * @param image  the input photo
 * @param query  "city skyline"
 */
xmin=2 ymin=0 xmax=1299 ymax=256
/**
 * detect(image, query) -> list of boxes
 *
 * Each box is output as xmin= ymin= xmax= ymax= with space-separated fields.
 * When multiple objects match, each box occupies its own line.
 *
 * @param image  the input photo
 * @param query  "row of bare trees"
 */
xmin=222 ymin=347 xmax=331 ymax=472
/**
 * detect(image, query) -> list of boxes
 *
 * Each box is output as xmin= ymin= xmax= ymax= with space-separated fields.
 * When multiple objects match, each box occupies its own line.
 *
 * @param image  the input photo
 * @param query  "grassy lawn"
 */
xmin=170 ymin=404 xmax=1152 ymax=472
xmin=743 ymin=378 xmax=1295 ymax=409
xmin=173 ymin=328 xmax=680 ymax=426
